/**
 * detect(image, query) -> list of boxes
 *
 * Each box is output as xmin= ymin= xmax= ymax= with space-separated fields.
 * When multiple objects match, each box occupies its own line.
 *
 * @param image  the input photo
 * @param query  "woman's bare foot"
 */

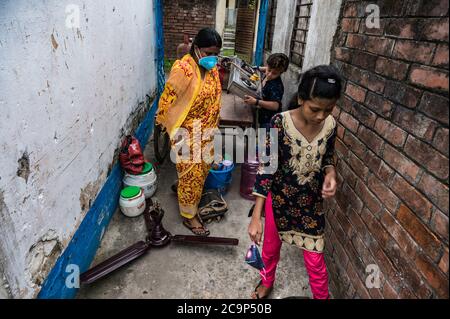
xmin=251 ymin=281 xmax=273 ymax=299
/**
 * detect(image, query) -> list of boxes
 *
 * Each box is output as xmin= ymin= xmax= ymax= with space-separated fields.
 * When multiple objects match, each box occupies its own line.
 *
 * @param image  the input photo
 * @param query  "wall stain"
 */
xmin=51 ymin=34 xmax=58 ymax=50
xmin=79 ymin=179 xmax=102 ymax=213
xmin=17 ymin=152 xmax=30 ymax=183
xmin=26 ymin=230 xmax=62 ymax=287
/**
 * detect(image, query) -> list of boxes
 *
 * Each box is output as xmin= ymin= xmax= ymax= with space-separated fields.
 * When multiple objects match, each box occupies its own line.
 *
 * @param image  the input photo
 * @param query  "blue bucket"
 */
xmin=205 ymin=163 xmax=235 ymax=195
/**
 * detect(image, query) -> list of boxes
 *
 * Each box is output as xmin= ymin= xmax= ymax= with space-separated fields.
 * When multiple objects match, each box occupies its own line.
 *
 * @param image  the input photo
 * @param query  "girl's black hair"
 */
xmin=189 ymin=27 xmax=222 ymax=56
xmin=297 ymin=65 xmax=342 ymax=101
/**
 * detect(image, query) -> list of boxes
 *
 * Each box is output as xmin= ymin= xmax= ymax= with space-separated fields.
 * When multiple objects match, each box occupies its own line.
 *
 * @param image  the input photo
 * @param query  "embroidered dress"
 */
xmin=156 ymin=54 xmax=222 ymax=219
xmin=253 ymin=111 xmax=336 ymax=253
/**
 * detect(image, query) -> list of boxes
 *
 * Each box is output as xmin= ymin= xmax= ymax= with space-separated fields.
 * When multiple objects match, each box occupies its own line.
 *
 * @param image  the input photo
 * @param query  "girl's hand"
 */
xmin=248 ymin=216 xmax=263 ymax=245
xmin=322 ymin=168 xmax=337 ymax=199
xmin=244 ymin=95 xmax=257 ymax=106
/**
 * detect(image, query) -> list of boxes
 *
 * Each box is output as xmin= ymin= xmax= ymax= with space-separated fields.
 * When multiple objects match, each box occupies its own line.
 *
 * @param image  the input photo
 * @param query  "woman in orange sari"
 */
xmin=156 ymin=28 xmax=222 ymax=236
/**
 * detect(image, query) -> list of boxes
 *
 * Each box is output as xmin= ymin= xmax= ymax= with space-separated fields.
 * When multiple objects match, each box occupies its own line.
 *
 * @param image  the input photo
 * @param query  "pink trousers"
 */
xmin=260 ymin=193 xmax=330 ymax=299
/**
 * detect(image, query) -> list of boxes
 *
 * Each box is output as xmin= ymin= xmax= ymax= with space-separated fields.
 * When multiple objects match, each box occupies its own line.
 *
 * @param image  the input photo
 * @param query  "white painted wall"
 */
xmin=303 ymin=0 xmax=343 ymax=70
xmin=269 ymin=0 xmax=342 ymax=109
xmin=216 ymin=0 xmax=227 ymax=37
xmin=0 ymin=0 xmax=157 ymax=298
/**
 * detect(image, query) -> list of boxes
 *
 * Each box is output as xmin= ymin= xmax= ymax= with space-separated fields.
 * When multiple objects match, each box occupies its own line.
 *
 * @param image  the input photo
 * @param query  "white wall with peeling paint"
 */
xmin=269 ymin=0 xmax=342 ymax=109
xmin=0 ymin=0 xmax=157 ymax=298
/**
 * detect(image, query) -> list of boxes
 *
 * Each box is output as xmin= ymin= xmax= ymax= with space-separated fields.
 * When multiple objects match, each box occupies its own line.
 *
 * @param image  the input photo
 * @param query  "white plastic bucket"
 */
xmin=123 ymin=162 xmax=158 ymax=198
xmin=119 ymin=186 xmax=146 ymax=217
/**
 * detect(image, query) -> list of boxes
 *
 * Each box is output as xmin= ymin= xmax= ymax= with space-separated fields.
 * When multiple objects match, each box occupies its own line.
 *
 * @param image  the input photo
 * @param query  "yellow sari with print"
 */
xmin=156 ymin=54 xmax=222 ymax=219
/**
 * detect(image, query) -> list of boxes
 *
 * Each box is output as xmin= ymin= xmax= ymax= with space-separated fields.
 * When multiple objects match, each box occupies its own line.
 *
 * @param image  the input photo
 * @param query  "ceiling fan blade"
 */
xmin=80 ymin=241 xmax=150 ymax=285
xmin=171 ymin=235 xmax=239 ymax=246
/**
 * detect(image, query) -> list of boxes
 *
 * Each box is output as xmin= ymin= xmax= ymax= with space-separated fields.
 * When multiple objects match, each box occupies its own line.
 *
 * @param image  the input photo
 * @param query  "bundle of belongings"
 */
xmin=198 ymin=189 xmax=228 ymax=223
xmin=172 ymin=181 xmax=228 ymax=223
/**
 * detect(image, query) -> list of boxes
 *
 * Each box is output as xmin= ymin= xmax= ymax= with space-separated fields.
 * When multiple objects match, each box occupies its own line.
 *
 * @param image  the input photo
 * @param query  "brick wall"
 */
xmin=163 ymin=0 xmax=217 ymax=59
xmin=326 ymin=0 xmax=449 ymax=298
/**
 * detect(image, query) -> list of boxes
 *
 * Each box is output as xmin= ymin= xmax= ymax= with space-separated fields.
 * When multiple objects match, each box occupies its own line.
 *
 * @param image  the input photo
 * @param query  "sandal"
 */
xmin=252 ymin=280 xmax=273 ymax=299
xmin=182 ymin=217 xmax=210 ymax=237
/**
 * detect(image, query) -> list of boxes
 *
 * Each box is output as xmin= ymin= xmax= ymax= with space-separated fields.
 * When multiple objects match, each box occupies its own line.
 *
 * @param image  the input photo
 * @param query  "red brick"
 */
xmin=329 ymin=211 xmax=349 ymax=246
xmin=337 ymin=182 xmax=364 ymax=214
xmin=368 ymin=175 xmax=400 ymax=213
xmin=406 ymin=0 xmax=449 ymax=17
xmin=381 ymin=280 xmax=399 ymax=299
xmin=343 ymin=2 xmax=358 ymax=17
xmin=374 ymin=117 xmax=408 ymax=147
xmin=346 ymin=33 xmax=366 ymax=50
xmin=366 ymin=36 xmax=396 ymax=56
xmin=343 ymin=131 xmax=367 ymax=158
xmin=346 ymin=82 xmax=367 ymax=103
xmin=351 ymin=104 xmax=377 ymax=128
xmin=380 ymin=210 xmax=419 ymax=259
xmin=404 ymin=135 xmax=449 ymax=180
xmin=335 ymin=47 xmax=352 ymax=63
xmin=358 ymin=126 xmax=384 ymax=155
xmin=346 ymin=261 xmax=371 ymax=299
xmin=385 ymin=18 xmax=425 ymax=39
xmin=384 ymin=81 xmax=423 ymax=109
xmin=337 ymin=123 xmax=345 ymax=140
xmin=397 ymin=205 xmax=442 ymax=261
xmin=330 ymin=230 xmax=350 ymax=269
xmin=349 ymin=152 xmax=370 ymax=180
xmin=433 ymin=127 xmax=449 ymax=156
xmin=378 ymin=0 xmax=406 ymax=17
xmin=375 ymin=57 xmax=410 ymax=81
xmin=336 ymin=210 xmax=356 ymax=241
xmin=414 ymin=253 xmax=449 ymax=298
xmin=341 ymin=18 xmax=360 ymax=33
xmin=397 ymin=287 xmax=417 ymax=299
xmin=364 ymin=150 xmax=395 ymax=182
xmin=422 ymin=18 xmax=449 ymax=41
xmin=356 ymin=179 xmax=383 ymax=216
xmin=360 ymin=210 xmax=408 ymax=289
xmin=335 ymin=138 xmax=349 ymax=159
xmin=431 ymin=210 xmax=449 ymax=242
xmin=365 ymin=74 xmax=386 ymax=94
xmin=409 ymin=65 xmax=449 ymax=91
xmin=417 ymin=173 xmax=449 ymax=214
xmin=365 ymin=92 xmax=395 ymax=118
xmin=383 ymin=238 xmax=434 ymax=298
xmin=348 ymin=208 xmax=371 ymax=243
xmin=337 ymin=159 xmax=358 ymax=188
xmin=392 ymin=106 xmax=438 ymax=142
xmin=339 ymin=95 xmax=354 ymax=113
xmin=392 ymin=40 xmax=436 ymax=64
xmin=391 ymin=175 xmax=433 ymax=222
xmin=438 ymin=247 xmax=449 ymax=274
xmin=382 ymin=143 xmax=421 ymax=182
xmin=432 ymin=44 xmax=449 ymax=68
xmin=418 ymin=92 xmax=449 ymax=126
xmin=351 ymin=50 xmax=378 ymax=71
xmin=339 ymin=111 xmax=359 ymax=133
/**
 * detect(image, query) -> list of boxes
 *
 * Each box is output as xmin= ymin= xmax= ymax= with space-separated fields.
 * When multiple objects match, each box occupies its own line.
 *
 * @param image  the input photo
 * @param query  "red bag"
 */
xmin=119 ymin=135 xmax=145 ymax=174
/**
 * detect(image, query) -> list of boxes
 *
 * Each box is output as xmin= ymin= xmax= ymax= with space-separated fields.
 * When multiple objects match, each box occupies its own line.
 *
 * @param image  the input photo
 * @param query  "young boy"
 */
xmin=244 ymin=53 xmax=290 ymax=130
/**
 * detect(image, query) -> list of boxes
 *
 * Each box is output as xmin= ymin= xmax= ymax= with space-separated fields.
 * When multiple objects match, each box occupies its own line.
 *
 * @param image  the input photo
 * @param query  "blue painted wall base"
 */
xmin=38 ymin=0 xmax=165 ymax=299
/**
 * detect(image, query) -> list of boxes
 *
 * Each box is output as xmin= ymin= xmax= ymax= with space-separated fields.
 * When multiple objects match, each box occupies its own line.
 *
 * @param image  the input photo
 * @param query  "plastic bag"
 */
xmin=119 ymin=135 xmax=145 ymax=174
xmin=245 ymin=243 xmax=267 ymax=280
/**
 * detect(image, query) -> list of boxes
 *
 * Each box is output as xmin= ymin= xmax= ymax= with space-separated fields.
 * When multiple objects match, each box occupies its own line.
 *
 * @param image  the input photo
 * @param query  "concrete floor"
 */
xmin=78 ymin=95 xmax=315 ymax=299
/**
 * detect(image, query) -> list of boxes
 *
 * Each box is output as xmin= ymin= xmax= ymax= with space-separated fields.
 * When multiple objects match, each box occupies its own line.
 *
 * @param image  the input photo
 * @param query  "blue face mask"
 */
xmin=196 ymin=48 xmax=218 ymax=71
